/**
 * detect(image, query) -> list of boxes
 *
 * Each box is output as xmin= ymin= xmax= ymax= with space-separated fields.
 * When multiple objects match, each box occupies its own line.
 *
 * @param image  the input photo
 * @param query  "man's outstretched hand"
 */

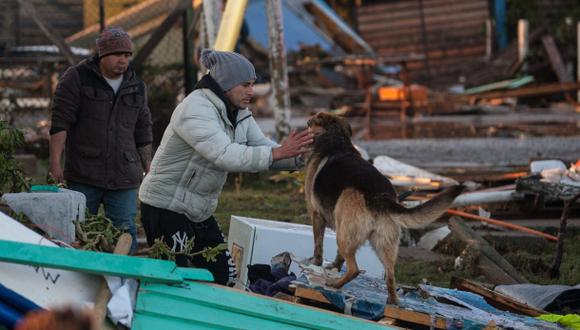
xmin=272 ymin=128 xmax=314 ymax=161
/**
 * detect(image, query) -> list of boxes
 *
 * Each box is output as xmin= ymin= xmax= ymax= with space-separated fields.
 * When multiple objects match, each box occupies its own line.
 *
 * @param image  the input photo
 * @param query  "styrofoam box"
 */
xmin=227 ymin=215 xmax=384 ymax=289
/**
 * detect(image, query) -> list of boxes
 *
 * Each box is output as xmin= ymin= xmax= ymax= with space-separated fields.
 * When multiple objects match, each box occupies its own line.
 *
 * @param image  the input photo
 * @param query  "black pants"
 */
xmin=140 ymin=203 xmax=236 ymax=286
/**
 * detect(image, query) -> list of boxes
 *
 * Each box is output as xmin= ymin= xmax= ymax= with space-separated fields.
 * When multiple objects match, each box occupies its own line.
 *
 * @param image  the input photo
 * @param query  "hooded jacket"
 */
xmin=139 ymin=75 xmax=302 ymax=222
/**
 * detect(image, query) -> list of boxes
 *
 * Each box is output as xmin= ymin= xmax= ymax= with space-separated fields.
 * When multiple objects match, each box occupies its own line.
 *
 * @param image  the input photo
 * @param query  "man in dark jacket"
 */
xmin=49 ymin=27 xmax=152 ymax=253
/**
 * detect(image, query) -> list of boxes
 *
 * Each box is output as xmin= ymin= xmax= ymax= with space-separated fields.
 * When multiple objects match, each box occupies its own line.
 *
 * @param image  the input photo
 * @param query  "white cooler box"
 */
xmin=227 ymin=215 xmax=384 ymax=289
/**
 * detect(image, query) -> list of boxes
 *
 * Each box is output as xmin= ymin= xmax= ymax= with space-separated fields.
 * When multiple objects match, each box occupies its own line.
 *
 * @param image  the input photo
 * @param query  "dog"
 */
xmin=304 ymin=112 xmax=465 ymax=305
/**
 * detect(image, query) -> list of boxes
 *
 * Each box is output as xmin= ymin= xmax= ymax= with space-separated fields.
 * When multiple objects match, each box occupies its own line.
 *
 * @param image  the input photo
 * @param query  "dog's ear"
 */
xmin=337 ymin=116 xmax=352 ymax=138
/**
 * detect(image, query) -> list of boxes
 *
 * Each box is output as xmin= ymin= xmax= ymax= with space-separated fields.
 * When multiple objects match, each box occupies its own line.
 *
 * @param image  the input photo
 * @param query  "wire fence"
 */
xmin=1 ymin=0 xmax=190 ymax=147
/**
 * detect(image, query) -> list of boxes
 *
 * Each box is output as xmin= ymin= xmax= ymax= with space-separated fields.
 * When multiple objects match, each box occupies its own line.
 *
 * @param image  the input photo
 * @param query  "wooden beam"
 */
xmin=98 ymin=0 xmax=106 ymax=32
xmin=294 ymin=285 xmax=448 ymax=329
xmin=542 ymin=35 xmax=573 ymax=83
xmin=0 ymin=239 xmax=213 ymax=283
xmin=182 ymin=5 xmax=196 ymax=94
xmin=384 ymin=306 xmax=447 ymax=329
xmin=516 ymin=175 xmax=580 ymax=201
xmin=450 ymin=277 xmax=546 ymax=317
xmin=132 ymin=0 xmax=199 ymax=71
xmin=448 ymin=217 xmax=529 ymax=285
xmin=302 ymin=0 xmax=374 ymax=54
xmin=550 ymin=192 xmax=580 ymax=278
xmin=66 ymin=0 xmax=180 ymax=48
xmin=517 ymin=19 xmax=528 ymax=64
xmin=577 ymin=22 xmax=580 ymax=102
xmin=467 ymin=81 xmax=580 ymax=100
xmin=202 ymin=0 xmax=222 ymax=48
xmin=16 ymin=0 xmax=77 ymax=66
xmin=266 ymin=0 xmax=291 ymax=140
xmin=93 ymin=234 xmax=132 ymax=328
xmin=213 ymin=0 xmax=248 ymax=51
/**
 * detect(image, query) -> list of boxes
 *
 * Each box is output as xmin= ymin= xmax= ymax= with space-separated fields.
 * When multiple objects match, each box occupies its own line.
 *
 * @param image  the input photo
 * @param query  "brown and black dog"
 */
xmin=305 ymin=112 xmax=465 ymax=305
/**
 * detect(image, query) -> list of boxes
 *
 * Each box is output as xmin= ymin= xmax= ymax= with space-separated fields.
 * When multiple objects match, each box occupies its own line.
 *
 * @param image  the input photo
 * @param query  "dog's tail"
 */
xmin=390 ymin=185 xmax=465 ymax=229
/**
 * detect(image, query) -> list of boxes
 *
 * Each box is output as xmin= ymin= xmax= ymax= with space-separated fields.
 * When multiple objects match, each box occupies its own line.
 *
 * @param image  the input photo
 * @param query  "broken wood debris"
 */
xmin=291 ymin=285 xmax=448 ymax=329
xmin=448 ymin=217 xmax=529 ymax=285
xmin=450 ymin=277 xmax=547 ymax=317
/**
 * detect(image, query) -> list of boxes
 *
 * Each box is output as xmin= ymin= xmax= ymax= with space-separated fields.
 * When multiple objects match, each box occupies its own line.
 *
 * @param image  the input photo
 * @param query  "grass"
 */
xmin=490 ymin=230 xmax=580 ymax=285
xmin=214 ymin=172 xmax=309 ymax=235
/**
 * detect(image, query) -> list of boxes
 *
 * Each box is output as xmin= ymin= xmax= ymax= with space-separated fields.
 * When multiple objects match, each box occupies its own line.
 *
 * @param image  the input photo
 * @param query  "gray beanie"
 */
xmin=200 ymin=49 xmax=257 ymax=91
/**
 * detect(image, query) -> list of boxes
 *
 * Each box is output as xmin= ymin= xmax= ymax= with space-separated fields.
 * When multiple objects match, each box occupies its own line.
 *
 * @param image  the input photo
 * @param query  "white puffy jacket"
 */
xmin=139 ymin=88 xmax=302 ymax=222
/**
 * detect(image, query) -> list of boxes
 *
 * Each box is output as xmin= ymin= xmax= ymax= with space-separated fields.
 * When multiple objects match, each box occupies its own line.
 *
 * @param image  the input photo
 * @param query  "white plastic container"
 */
xmin=227 ymin=215 xmax=384 ymax=289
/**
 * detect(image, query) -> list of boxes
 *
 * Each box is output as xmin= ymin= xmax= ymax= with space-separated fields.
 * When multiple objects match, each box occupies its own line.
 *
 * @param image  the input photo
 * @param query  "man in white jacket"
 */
xmin=139 ymin=49 xmax=313 ymax=285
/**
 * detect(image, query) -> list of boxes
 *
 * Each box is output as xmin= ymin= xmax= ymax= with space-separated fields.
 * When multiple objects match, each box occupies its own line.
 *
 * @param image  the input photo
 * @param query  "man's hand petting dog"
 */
xmin=272 ymin=128 xmax=314 ymax=160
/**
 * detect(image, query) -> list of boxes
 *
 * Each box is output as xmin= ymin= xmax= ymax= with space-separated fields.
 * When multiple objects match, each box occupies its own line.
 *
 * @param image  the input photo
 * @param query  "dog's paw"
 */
xmin=324 ymin=262 xmax=341 ymax=271
xmin=386 ymin=296 xmax=400 ymax=305
xmin=308 ymin=256 xmax=323 ymax=266
xmin=325 ymin=278 xmax=343 ymax=289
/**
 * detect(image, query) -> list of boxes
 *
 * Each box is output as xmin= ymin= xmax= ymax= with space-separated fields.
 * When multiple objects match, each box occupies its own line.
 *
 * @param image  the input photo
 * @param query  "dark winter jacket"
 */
xmin=50 ymin=55 xmax=152 ymax=189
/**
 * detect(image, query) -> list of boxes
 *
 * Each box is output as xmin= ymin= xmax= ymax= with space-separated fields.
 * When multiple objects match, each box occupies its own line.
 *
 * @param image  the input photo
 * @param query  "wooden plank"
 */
xmin=93 ymin=234 xmax=133 ymax=328
xmin=266 ymin=0 xmax=291 ymax=139
xmin=542 ymin=35 xmax=573 ymax=83
xmin=137 ymin=290 xmax=308 ymax=329
xmin=66 ymin=0 xmax=179 ymax=48
xmin=16 ymin=0 xmax=77 ymax=65
xmin=369 ymin=33 xmax=486 ymax=52
xmin=384 ymin=306 xmax=447 ymax=329
xmin=0 ymin=239 xmax=195 ymax=283
xmin=304 ymin=1 xmax=373 ymax=53
xmin=358 ymin=0 xmax=487 ymax=25
xmin=359 ymin=5 xmax=489 ymax=28
xmin=294 ymin=286 xmax=330 ymax=303
xmin=176 ymin=267 xmax=214 ymax=282
xmin=357 ymin=0 xmax=486 ymax=16
xmin=294 ymin=286 xmax=448 ymax=329
xmin=140 ymin=282 xmax=392 ymax=330
xmin=466 ymin=81 xmax=580 ymax=99
xmin=359 ymin=10 xmax=487 ymax=34
xmin=450 ymin=277 xmax=546 ymax=317
xmin=213 ymin=0 xmax=248 ymax=51
xmin=516 ymin=175 xmax=580 ymax=201
xmin=365 ymin=25 xmax=486 ymax=46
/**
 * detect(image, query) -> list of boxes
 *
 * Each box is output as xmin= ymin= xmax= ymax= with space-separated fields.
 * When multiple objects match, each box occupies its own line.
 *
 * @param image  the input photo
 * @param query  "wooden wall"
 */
xmin=356 ymin=0 xmax=490 ymax=87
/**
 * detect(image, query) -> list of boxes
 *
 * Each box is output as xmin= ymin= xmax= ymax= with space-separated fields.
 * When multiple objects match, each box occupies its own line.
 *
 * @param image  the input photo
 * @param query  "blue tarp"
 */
xmin=0 ymin=283 xmax=42 ymax=329
xmin=295 ymin=270 xmax=564 ymax=329
xmin=245 ymin=0 xmax=336 ymax=52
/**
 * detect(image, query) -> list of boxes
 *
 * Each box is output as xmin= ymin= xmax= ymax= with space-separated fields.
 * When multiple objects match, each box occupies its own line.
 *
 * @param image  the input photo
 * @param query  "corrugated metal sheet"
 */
xmin=134 ymin=281 xmax=394 ymax=330
xmin=356 ymin=0 xmax=490 ymax=85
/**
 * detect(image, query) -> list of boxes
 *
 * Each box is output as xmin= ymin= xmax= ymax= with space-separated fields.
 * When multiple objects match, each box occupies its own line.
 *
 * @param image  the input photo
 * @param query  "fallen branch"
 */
xmin=550 ymin=192 xmax=580 ymax=278
xmin=449 ymin=217 xmax=528 ymax=285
